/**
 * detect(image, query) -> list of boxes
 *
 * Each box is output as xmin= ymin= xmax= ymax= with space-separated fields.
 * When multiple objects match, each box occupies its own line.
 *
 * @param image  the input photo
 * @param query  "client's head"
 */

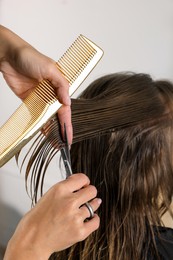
xmin=24 ymin=72 xmax=173 ymax=260
xmin=58 ymin=72 xmax=173 ymax=260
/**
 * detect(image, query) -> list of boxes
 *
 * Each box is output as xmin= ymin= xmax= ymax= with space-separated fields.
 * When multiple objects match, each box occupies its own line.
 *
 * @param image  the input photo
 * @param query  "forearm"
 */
xmin=4 ymin=242 xmax=46 ymax=260
xmin=4 ymin=223 xmax=49 ymax=260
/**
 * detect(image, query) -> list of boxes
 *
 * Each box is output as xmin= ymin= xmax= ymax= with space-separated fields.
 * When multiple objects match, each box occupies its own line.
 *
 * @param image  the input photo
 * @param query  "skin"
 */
xmin=4 ymin=174 xmax=101 ymax=260
xmin=0 ymin=25 xmax=72 ymax=142
xmin=0 ymin=25 xmax=101 ymax=259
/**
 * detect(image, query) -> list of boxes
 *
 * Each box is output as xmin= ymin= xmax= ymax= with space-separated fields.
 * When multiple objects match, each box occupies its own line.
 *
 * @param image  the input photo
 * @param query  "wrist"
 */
xmin=0 ymin=25 xmax=30 ymax=66
xmin=4 ymin=217 xmax=51 ymax=260
xmin=4 ymin=235 xmax=49 ymax=260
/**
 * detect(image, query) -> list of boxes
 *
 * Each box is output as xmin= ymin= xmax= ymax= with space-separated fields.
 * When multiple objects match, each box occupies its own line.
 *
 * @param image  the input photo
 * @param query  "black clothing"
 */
xmin=151 ymin=226 xmax=173 ymax=260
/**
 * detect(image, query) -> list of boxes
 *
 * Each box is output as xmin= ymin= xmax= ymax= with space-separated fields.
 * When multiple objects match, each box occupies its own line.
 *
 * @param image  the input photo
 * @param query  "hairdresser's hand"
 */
xmin=4 ymin=174 xmax=101 ymax=260
xmin=0 ymin=25 xmax=72 ymax=142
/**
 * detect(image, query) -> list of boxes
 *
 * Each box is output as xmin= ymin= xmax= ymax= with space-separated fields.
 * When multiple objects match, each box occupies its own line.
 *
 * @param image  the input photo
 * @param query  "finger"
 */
xmin=62 ymin=173 xmax=90 ymax=192
xmin=49 ymin=63 xmax=71 ymax=106
xmin=82 ymin=214 xmax=100 ymax=239
xmin=80 ymin=198 xmax=102 ymax=219
xmin=57 ymin=105 xmax=73 ymax=144
xmin=75 ymin=185 xmax=97 ymax=205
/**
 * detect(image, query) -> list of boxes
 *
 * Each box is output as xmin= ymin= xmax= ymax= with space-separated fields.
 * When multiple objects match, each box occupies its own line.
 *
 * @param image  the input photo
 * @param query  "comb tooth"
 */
xmin=69 ymin=42 xmax=92 ymax=60
xmin=35 ymin=81 xmax=56 ymax=102
xmin=57 ymin=38 xmax=97 ymax=86
xmin=40 ymin=81 xmax=55 ymax=95
xmin=65 ymin=50 xmax=90 ymax=70
xmin=66 ymin=53 xmax=87 ymax=72
xmin=78 ymin=36 xmax=96 ymax=52
xmin=59 ymin=57 xmax=82 ymax=75
xmin=0 ymin=34 xmax=103 ymax=167
xmin=61 ymin=50 xmax=85 ymax=70
xmin=77 ymin=39 xmax=96 ymax=56
xmin=42 ymin=80 xmax=56 ymax=96
xmin=57 ymin=60 xmax=76 ymax=79
xmin=68 ymin=43 xmax=94 ymax=64
xmin=61 ymin=36 xmax=95 ymax=60
xmin=0 ymin=98 xmax=47 ymax=148
xmin=0 ymin=86 xmax=53 ymax=149
xmin=59 ymin=51 xmax=84 ymax=71
xmin=76 ymin=35 xmax=95 ymax=52
xmin=57 ymin=62 xmax=79 ymax=82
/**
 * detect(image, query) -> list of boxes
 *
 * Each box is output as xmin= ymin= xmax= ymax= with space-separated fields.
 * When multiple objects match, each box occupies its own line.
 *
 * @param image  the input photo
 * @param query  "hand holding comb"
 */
xmin=0 ymin=35 xmax=103 ymax=167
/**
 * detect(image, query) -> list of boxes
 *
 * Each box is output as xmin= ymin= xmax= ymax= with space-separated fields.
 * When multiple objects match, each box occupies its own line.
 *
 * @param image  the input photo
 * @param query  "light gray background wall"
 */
xmin=0 ymin=0 xmax=173 ymax=253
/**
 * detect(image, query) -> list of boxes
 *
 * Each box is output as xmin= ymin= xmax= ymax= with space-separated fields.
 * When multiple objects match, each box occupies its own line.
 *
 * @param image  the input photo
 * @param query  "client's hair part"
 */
xmin=22 ymin=72 xmax=173 ymax=259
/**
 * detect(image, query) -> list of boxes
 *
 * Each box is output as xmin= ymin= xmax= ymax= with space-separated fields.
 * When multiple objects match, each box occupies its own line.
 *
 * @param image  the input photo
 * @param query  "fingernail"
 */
xmin=97 ymin=198 xmax=102 ymax=205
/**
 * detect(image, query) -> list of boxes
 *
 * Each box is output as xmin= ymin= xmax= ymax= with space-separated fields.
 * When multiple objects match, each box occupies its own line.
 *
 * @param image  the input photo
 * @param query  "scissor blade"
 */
xmin=60 ymin=147 xmax=72 ymax=177
xmin=64 ymin=124 xmax=71 ymax=166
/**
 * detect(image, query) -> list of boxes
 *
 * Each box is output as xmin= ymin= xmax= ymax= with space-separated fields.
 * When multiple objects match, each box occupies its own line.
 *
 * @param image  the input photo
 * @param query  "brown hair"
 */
xmin=21 ymin=72 xmax=173 ymax=259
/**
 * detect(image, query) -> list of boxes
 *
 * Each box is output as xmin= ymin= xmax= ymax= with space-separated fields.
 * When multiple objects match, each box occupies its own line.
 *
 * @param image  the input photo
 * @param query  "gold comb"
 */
xmin=0 ymin=35 xmax=103 ymax=167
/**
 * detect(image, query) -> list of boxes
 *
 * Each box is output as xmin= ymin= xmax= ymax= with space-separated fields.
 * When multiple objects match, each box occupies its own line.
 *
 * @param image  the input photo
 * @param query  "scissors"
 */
xmin=60 ymin=124 xmax=73 ymax=177
xmin=60 ymin=124 xmax=94 ymax=219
